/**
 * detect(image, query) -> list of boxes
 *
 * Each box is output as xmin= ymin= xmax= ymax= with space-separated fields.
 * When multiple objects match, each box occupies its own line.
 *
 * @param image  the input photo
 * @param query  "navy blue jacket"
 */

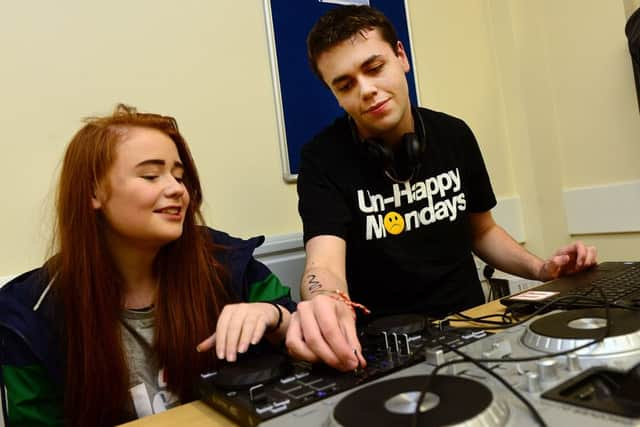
xmin=0 ymin=228 xmax=295 ymax=426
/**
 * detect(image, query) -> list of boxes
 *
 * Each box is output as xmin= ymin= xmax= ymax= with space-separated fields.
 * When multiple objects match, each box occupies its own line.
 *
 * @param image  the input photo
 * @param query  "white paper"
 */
xmin=509 ymin=291 xmax=559 ymax=301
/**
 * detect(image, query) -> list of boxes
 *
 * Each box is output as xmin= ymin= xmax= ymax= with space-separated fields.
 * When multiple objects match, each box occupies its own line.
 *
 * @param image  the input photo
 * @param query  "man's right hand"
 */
xmin=286 ymin=294 xmax=366 ymax=371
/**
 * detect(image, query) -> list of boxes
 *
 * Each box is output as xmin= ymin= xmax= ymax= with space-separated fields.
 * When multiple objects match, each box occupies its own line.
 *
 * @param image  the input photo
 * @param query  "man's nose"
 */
xmin=359 ymin=76 xmax=378 ymax=100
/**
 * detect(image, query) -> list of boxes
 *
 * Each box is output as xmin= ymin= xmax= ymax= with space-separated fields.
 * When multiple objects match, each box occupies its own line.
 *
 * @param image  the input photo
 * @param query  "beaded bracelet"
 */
xmin=265 ymin=301 xmax=283 ymax=332
xmin=312 ymin=289 xmax=371 ymax=317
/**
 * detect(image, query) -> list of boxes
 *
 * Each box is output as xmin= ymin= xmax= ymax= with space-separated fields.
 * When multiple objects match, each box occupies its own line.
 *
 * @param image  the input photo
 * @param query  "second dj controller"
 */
xmin=198 ymin=310 xmax=640 ymax=426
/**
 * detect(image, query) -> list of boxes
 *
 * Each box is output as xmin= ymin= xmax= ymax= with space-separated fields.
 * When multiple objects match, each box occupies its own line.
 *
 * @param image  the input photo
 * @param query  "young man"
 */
xmin=284 ymin=5 xmax=597 ymax=372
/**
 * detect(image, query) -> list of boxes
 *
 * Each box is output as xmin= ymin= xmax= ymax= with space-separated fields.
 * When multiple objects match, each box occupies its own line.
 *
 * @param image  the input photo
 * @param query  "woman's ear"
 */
xmin=91 ymin=185 xmax=105 ymax=210
xmin=91 ymin=195 xmax=102 ymax=210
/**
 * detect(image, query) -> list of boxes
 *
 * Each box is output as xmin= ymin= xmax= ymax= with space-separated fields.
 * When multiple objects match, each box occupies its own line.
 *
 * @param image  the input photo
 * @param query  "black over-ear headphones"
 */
xmin=350 ymin=107 xmax=426 ymax=182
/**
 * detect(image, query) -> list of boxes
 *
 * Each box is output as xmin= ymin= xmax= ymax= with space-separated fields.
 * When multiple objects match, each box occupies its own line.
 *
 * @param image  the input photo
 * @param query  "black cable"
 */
xmin=412 ymin=344 xmax=548 ymax=427
xmin=409 ymin=287 xmax=614 ymax=427
xmin=448 ymin=311 xmax=515 ymax=325
xmin=483 ymin=264 xmax=495 ymax=303
xmin=604 ymin=302 xmax=640 ymax=311
xmin=450 ymin=293 xmax=614 ymax=332
xmin=424 ymin=296 xmax=616 ymax=362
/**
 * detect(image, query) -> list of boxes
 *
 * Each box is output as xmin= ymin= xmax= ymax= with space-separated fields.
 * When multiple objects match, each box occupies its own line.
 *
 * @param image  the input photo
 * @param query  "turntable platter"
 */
xmin=330 ymin=375 xmax=509 ymax=427
xmin=211 ymin=352 xmax=288 ymax=389
xmin=522 ymin=308 xmax=640 ymax=355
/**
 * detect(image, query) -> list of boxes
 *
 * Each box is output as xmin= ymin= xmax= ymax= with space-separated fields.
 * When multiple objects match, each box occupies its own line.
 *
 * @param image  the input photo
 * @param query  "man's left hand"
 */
xmin=538 ymin=241 xmax=597 ymax=281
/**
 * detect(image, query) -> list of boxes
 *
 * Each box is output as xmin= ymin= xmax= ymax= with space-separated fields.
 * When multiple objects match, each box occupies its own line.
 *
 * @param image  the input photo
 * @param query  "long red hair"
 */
xmin=47 ymin=104 xmax=229 ymax=426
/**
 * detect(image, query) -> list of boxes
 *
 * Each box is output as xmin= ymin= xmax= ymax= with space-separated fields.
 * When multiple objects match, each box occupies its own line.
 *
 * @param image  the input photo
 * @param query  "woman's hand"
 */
xmin=196 ymin=302 xmax=281 ymax=362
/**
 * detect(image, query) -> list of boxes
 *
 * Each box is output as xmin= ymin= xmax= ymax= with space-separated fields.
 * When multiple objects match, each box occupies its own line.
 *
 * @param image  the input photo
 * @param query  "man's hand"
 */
xmin=538 ymin=241 xmax=597 ymax=281
xmin=286 ymin=294 xmax=366 ymax=371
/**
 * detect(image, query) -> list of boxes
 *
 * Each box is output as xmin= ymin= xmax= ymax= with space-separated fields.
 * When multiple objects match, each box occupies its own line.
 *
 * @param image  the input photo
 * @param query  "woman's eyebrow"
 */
xmin=135 ymin=159 xmax=184 ymax=170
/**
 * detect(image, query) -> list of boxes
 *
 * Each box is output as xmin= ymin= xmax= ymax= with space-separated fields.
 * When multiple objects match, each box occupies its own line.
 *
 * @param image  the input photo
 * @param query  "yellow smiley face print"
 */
xmin=383 ymin=211 xmax=405 ymax=235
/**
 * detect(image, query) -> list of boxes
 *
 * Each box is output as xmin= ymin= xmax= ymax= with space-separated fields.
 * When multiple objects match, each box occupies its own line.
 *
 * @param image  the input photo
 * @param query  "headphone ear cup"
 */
xmin=403 ymin=133 xmax=425 ymax=168
xmin=350 ymin=117 xmax=394 ymax=171
xmin=393 ymin=133 xmax=423 ymax=180
xmin=364 ymin=138 xmax=394 ymax=170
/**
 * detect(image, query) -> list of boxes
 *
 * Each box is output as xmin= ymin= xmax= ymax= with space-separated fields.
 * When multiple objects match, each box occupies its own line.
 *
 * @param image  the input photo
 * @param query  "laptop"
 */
xmin=500 ymin=261 xmax=640 ymax=313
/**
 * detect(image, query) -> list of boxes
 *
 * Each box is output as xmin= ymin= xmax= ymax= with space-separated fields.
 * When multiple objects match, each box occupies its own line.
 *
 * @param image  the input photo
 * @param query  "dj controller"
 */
xmin=197 ymin=309 xmax=640 ymax=426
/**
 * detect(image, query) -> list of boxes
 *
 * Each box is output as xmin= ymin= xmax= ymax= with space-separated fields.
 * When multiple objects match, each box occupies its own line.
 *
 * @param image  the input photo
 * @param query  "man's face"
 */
xmin=317 ymin=28 xmax=412 ymax=142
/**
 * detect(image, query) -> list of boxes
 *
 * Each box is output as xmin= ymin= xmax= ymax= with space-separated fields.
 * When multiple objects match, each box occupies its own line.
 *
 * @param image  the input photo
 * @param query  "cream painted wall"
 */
xmin=1 ymin=0 xmax=638 ymax=277
xmin=407 ymin=0 xmax=515 ymax=200
xmin=543 ymin=1 xmax=640 ymax=186
xmin=531 ymin=0 xmax=640 ymax=260
xmin=625 ymin=0 xmax=640 ymax=17
xmin=0 ymin=1 xmax=301 ymax=275
xmin=409 ymin=0 xmax=640 ymax=260
xmin=492 ymin=0 xmax=640 ymax=259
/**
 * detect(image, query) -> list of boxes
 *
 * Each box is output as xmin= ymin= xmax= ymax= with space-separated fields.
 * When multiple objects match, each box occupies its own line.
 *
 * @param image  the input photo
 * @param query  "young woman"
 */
xmin=0 ymin=105 xmax=295 ymax=426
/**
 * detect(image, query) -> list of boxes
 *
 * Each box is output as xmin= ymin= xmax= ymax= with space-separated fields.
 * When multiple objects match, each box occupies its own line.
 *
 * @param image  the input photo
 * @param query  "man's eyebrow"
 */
xmin=329 ymin=54 xmax=384 ymax=87
xmin=330 ymin=74 xmax=351 ymax=88
xmin=361 ymin=54 xmax=383 ymax=69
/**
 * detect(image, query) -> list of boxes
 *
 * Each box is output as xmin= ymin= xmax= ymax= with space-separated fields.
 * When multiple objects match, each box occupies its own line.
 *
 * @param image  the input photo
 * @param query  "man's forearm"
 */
xmin=473 ymin=223 xmax=544 ymax=280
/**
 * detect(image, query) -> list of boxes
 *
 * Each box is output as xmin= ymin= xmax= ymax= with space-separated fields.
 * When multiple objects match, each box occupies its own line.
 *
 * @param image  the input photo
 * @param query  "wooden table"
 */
xmin=119 ymin=298 xmax=508 ymax=427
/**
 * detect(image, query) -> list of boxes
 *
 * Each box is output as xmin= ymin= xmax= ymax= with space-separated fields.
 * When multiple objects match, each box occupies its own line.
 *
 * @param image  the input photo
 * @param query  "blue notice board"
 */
xmin=263 ymin=0 xmax=420 ymax=182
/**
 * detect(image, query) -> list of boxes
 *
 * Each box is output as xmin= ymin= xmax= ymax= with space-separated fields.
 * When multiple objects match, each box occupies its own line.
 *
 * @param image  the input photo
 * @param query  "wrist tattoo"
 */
xmin=306 ymin=274 xmax=323 ymax=294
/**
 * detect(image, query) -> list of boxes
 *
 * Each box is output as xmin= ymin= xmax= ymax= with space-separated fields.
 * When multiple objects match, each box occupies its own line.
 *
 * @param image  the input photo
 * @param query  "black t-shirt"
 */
xmin=297 ymin=107 xmax=497 ymax=318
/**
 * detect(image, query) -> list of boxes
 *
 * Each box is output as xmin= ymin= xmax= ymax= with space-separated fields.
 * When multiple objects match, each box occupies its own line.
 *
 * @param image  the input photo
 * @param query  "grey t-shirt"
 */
xmin=120 ymin=307 xmax=180 ymax=421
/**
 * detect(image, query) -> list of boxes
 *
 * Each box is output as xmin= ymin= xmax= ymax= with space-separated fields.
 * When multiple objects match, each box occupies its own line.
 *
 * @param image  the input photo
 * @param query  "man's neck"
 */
xmin=362 ymin=106 xmax=415 ymax=146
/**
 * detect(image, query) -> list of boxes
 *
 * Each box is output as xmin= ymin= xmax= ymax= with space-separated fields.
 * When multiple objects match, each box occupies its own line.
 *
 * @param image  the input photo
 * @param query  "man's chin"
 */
xmin=360 ymin=114 xmax=404 ymax=135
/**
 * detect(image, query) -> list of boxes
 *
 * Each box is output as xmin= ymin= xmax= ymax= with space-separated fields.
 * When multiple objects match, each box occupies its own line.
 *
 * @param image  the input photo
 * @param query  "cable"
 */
xmin=449 ymin=293 xmax=615 ymax=332
xmin=411 ymin=344 xmax=548 ymax=427
xmin=448 ymin=310 xmax=515 ymax=326
xmin=409 ymin=287 xmax=614 ymax=427
xmin=483 ymin=264 xmax=495 ymax=303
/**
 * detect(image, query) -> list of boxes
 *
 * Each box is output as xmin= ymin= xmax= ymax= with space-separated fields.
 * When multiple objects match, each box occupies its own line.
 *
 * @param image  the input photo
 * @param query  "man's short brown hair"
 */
xmin=307 ymin=5 xmax=400 ymax=81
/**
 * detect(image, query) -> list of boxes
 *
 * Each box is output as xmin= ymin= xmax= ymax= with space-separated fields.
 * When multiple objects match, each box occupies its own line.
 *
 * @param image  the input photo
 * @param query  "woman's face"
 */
xmin=92 ymin=127 xmax=190 ymax=252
